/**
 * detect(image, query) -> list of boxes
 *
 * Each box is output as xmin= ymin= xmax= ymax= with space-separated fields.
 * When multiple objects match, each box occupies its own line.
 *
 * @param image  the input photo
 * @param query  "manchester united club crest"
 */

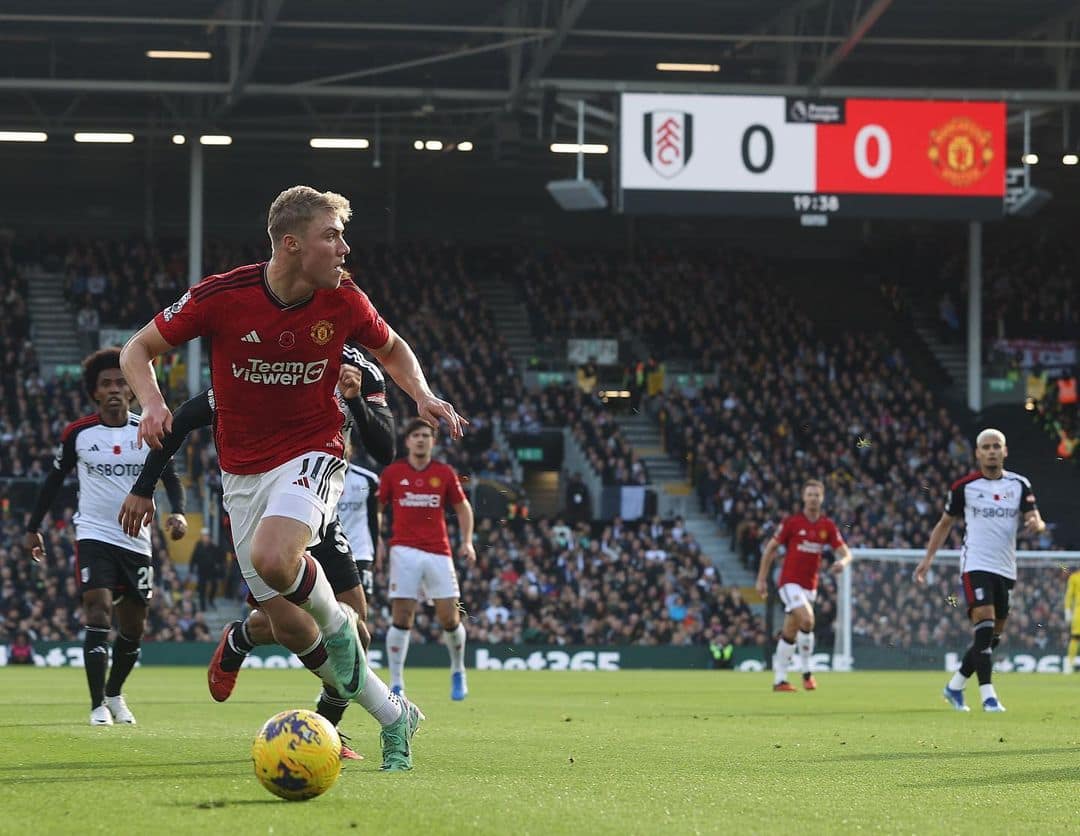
xmin=309 ymin=319 xmax=335 ymax=346
xmin=643 ymin=111 xmax=693 ymax=178
xmin=819 ymin=528 xmax=829 ymax=541
xmin=429 ymin=476 xmax=442 ymax=488
xmin=927 ymin=117 xmax=994 ymax=187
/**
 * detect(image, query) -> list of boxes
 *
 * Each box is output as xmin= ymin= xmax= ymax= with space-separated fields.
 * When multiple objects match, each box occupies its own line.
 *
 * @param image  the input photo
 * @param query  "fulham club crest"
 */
xmin=644 ymin=111 xmax=693 ymax=178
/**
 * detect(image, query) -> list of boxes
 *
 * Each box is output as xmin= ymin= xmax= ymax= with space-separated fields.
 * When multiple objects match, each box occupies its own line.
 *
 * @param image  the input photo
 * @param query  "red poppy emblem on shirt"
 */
xmin=113 ymin=445 xmax=121 ymax=455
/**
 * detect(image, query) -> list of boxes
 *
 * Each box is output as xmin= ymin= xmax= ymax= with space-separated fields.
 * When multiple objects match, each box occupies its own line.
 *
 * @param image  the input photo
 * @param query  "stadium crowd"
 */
xmin=367 ymin=514 xmax=764 ymax=650
xmin=4 ymin=237 xmax=1077 ymax=662
xmin=851 ymin=560 xmax=1077 ymax=656
xmin=0 ymin=516 xmax=212 ymax=645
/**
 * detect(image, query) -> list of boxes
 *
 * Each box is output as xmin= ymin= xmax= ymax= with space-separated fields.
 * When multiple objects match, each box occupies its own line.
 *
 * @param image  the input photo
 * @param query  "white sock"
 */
xmin=354 ymin=666 xmax=404 ymax=726
xmin=796 ymin=630 xmax=815 ymax=673
xmin=948 ymin=672 xmax=968 ymax=691
xmin=979 ymin=684 xmax=998 ymax=702
xmin=386 ymin=626 xmax=411 ymax=690
xmin=284 ymin=554 xmax=346 ymax=635
xmin=444 ymin=622 xmax=467 ymax=674
xmin=774 ymin=638 xmax=796 ymax=684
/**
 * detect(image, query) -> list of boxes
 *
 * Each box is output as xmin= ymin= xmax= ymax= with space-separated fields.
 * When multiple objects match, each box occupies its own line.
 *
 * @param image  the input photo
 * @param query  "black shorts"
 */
xmin=309 ymin=519 xmax=366 ymax=598
xmin=961 ymin=570 xmax=1014 ymax=619
xmin=76 ymin=539 xmax=153 ymax=605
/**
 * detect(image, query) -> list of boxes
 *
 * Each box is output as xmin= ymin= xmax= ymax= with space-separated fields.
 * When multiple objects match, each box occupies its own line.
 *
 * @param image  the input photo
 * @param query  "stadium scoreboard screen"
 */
xmin=618 ymin=94 xmax=1006 ymax=220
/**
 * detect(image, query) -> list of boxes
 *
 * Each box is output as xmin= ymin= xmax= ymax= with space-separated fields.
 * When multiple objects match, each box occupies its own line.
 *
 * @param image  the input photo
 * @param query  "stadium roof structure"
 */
xmin=1 ymin=0 xmax=1079 ymax=158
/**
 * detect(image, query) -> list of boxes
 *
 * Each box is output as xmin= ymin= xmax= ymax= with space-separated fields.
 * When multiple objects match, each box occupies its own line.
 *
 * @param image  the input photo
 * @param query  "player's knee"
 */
xmin=120 ymin=610 xmax=147 ymax=640
xmin=250 ymin=547 xmax=297 ymax=589
xmin=84 ymin=601 xmax=112 ymax=627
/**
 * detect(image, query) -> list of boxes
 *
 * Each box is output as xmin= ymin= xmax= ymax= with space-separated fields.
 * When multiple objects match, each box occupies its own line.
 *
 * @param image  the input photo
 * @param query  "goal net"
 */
xmin=830 ymin=549 xmax=1080 ymax=673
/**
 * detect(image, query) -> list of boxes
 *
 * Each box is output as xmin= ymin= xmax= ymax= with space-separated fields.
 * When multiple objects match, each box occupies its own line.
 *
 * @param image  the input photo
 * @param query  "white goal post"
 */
xmin=833 ymin=549 xmax=1080 ymax=672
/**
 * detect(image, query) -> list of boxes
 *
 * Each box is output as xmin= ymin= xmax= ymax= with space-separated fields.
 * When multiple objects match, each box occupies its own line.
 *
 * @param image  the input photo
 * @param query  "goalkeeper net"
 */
xmin=831 ymin=549 xmax=1080 ymax=673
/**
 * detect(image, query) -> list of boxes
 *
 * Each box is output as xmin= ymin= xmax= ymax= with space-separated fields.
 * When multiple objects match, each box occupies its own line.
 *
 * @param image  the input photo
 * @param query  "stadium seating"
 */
xmin=3 ymin=238 xmax=1072 ymax=655
xmin=367 ymin=514 xmax=765 ymax=649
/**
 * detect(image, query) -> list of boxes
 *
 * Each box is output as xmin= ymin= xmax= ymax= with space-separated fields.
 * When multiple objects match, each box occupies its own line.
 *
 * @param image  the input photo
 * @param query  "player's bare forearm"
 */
xmin=923 ymin=515 xmax=955 ymax=564
xmin=832 ymin=543 xmax=853 ymax=573
xmin=120 ymin=323 xmax=172 ymax=410
xmin=1024 ymin=509 xmax=1046 ymax=534
xmin=757 ymin=541 xmax=778 ymax=583
xmin=372 ymin=330 xmax=433 ymax=404
xmin=453 ymin=500 xmax=474 ymax=544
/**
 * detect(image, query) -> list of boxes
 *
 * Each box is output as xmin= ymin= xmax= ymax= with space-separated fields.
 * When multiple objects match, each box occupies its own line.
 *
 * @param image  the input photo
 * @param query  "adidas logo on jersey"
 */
xmin=400 ymin=478 xmax=410 ymax=486
xmin=89 ymin=444 xmax=100 ymax=451
xmin=241 ymin=330 xmax=262 ymax=343
xmin=292 ymin=477 xmax=311 ymax=489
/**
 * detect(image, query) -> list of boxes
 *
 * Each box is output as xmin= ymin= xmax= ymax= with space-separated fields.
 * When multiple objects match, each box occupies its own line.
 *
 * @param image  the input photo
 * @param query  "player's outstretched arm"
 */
xmin=371 ymin=327 xmax=468 ymax=439
xmin=338 ymin=363 xmax=395 ymax=466
xmin=1023 ymin=508 xmax=1046 ymax=534
xmin=24 ymin=428 xmax=79 ymax=562
xmin=120 ymin=321 xmax=176 ymax=450
xmin=756 ymin=537 xmax=781 ymax=597
xmin=829 ymin=543 xmax=854 ymax=575
xmin=914 ymin=512 xmax=955 ymax=584
xmin=120 ymin=390 xmax=212 ymax=538
xmin=453 ymin=500 xmax=476 ymax=563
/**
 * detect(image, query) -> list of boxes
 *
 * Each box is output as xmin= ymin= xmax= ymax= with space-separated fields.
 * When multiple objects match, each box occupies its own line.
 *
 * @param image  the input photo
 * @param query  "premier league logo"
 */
xmin=643 ymin=111 xmax=693 ymax=178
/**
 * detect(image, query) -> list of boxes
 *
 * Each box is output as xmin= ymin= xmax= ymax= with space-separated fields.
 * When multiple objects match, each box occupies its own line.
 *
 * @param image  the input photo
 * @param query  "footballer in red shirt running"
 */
xmin=756 ymin=479 xmax=852 ymax=692
xmin=119 ymin=186 xmax=463 ymax=771
xmin=377 ymin=417 xmax=475 ymax=701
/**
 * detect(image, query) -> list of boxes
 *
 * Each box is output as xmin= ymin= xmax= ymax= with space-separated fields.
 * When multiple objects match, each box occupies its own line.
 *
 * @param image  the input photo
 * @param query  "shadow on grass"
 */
xmin=183 ymin=799 xmax=283 ymax=809
xmin=821 ymin=746 xmax=1078 ymax=763
xmin=0 ymin=721 xmax=87 ymax=728
xmin=0 ymin=758 xmax=250 ymax=775
xmin=903 ymin=766 xmax=1078 ymax=787
xmin=728 ymin=708 xmax=946 ymax=719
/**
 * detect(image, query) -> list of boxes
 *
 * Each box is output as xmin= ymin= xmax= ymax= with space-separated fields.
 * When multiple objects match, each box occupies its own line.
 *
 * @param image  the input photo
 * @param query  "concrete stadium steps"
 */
xmin=202 ymin=600 xmax=245 ymax=634
xmin=911 ymin=311 xmax=967 ymax=391
xmin=615 ymin=412 xmax=755 ymax=587
xmin=478 ymin=274 xmax=755 ymax=586
xmin=477 ymin=277 xmax=534 ymax=370
xmin=617 ymin=413 xmax=685 ymax=485
xmin=523 ymin=470 xmax=562 ymax=518
xmin=25 ymin=270 xmax=81 ymax=376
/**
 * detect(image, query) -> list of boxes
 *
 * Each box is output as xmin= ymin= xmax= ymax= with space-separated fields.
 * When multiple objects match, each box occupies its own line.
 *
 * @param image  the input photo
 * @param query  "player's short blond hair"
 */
xmin=267 ymin=185 xmax=352 ymax=244
xmin=802 ymin=479 xmax=825 ymax=494
xmin=976 ymin=428 xmax=1006 ymax=447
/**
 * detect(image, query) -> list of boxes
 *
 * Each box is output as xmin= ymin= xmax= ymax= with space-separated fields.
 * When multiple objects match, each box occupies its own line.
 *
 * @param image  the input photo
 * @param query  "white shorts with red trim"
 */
xmin=388 ymin=545 xmax=460 ymax=601
xmin=222 ymin=451 xmax=346 ymax=602
xmin=777 ymin=583 xmax=817 ymax=613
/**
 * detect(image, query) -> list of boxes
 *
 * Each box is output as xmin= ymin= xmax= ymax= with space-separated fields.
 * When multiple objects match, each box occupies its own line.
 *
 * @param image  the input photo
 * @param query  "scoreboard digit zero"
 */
xmin=618 ymin=94 xmax=1006 ymax=220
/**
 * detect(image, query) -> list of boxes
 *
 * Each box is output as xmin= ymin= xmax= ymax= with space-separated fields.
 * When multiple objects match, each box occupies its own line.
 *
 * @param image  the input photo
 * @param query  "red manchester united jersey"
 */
xmin=155 ymin=263 xmax=389 ymax=474
xmin=775 ymin=513 xmax=844 ymax=591
xmin=378 ymin=459 xmax=466 ymax=556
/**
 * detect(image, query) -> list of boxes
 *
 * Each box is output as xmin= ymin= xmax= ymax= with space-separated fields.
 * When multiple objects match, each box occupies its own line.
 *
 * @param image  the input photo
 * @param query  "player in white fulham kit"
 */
xmin=24 ymin=349 xmax=188 ymax=725
xmin=914 ymin=428 xmax=1045 ymax=712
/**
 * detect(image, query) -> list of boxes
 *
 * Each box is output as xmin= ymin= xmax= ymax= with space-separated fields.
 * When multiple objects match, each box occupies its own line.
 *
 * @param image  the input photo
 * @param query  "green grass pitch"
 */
xmin=2 ymin=667 xmax=1078 ymax=834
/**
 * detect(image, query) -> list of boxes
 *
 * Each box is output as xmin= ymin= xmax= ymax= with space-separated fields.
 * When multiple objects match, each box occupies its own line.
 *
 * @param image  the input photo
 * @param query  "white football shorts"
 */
xmin=222 ymin=451 xmax=346 ymax=602
xmin=388 ymin=545 xmax=460 ymax=601
xmin=777 ymin=583 xmax=817 ymax=613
